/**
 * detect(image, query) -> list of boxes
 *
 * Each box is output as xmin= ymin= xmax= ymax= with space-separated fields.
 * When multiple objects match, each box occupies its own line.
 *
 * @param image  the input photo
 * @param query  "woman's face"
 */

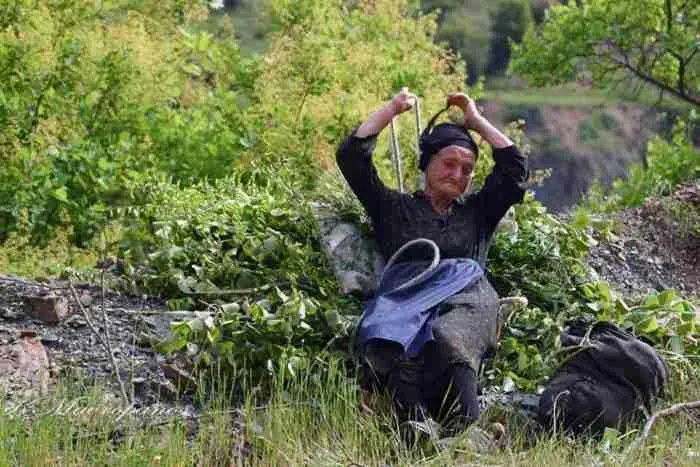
xmin=424 ymin=145 xmax=475 ymax=200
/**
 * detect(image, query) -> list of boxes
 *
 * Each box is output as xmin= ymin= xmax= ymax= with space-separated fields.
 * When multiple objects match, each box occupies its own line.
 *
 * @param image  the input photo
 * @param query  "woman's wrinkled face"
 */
xmin=425 ymin=145 xmax=475 ymax=200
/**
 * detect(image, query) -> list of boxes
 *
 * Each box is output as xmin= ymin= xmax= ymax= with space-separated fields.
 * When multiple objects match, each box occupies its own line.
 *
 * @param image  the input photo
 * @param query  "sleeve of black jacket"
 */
xmin=335 ymin=129 xmax=394 ymax=221
xmin=473 ymin=145 xmax=528 ymax=231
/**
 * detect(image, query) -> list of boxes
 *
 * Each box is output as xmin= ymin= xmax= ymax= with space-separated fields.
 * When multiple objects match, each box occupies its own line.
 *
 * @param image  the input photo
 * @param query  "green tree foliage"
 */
xmin=250 ymin=0 xmax=467 ymax=189
xmin=511 ymin=0 xmax=700 ymax=107
xmin=0 ymin=0 xmax=256 ymax=243
xmin=486 ymin=0 xmax=534 ymax=76
xmin=581 ymin=118 xmax=700 ymax=212
xmin=0 ymin=0 xmax=467 ymax=245
xmin=423 ymin=0 xmax=537 ymax=83
xmin=433 ymin=4 xmax=492 ymax=85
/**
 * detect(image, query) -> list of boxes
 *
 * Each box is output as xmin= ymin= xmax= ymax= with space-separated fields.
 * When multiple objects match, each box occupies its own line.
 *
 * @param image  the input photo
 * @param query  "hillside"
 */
xmin=483 ymin=100 xmax=663 ymax=210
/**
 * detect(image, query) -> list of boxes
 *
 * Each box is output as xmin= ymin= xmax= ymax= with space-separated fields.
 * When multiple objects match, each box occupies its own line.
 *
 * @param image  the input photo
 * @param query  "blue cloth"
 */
xmin=357 ymin=258 xmax=484 ymax=357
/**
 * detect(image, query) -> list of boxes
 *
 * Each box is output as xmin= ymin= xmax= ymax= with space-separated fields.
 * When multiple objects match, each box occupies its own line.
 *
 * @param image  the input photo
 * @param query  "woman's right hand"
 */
xmin=354 ymin=87 xmax=415 ymax=138
xmin=390 ymin=87 xmax=416 ymax=116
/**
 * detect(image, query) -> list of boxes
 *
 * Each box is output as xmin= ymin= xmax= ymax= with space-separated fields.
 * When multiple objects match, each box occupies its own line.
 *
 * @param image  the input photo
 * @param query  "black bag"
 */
xmin=538 ymin=319 xmax=667 ymax=436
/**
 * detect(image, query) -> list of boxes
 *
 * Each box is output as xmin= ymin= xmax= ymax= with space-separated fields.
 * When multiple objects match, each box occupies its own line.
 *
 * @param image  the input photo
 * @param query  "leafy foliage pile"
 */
xmin=120 ymin=176 xmax=355 ymax=378
xmin=485 ymin=119 xmax=699 ymax=389
xmin=0 ymin=0 xmax=256 ymax=244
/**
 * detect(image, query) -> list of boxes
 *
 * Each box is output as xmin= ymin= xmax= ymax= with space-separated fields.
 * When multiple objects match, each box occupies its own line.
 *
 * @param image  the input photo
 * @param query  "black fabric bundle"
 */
xmin=418 ymin=107 xmax=479 ymax=171
xmin=538 ymin=319 xmax=667 ymax=436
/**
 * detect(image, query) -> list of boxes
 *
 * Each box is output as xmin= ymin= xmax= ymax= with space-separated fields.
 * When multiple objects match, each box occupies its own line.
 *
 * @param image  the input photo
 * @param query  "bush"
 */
xmin=582 ymin=117 xmax=700 ymax=212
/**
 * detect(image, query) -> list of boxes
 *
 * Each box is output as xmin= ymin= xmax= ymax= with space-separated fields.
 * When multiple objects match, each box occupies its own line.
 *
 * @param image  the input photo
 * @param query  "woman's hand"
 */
xmin=446 ymin=92 xmax=484 ymax=130
xmin=355 ymin=87 xmax=415 ymax=138
xmin=390 ymin=87 xmax=417 ymax=116
xmin=446 ymin=92 xmax=513 ymax=148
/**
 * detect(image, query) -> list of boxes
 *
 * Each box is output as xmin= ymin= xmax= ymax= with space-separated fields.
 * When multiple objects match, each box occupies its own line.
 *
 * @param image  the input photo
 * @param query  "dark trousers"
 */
xmin=362 ymin=339 xmax=480 ymax=423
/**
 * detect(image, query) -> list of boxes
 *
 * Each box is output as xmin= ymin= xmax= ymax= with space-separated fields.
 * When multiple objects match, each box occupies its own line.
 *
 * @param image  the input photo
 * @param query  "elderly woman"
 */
xmin=336 ymin=88 xmax=528 ymax=427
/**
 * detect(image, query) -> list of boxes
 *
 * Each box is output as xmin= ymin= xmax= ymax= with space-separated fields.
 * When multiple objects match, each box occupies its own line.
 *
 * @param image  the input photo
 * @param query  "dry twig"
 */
xmin=629 ymin=400 xmax=700 ymax=452
xmin=68 ymin=276 xmax=130 ymax=406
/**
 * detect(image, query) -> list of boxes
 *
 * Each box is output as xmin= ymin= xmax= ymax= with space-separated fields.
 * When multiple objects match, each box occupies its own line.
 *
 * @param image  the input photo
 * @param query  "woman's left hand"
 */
xmin=447 ymin=92 xmax=484 ymax=130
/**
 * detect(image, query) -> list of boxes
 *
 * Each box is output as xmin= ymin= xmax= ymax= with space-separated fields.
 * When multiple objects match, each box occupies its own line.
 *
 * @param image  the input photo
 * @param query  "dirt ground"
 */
xmin=586 ymin=182 xmax=700 ymax=301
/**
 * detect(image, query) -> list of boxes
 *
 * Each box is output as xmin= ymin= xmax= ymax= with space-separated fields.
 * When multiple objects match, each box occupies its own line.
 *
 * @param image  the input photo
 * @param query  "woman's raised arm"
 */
xmin=355 ymin=87 xmax=416 ymax=138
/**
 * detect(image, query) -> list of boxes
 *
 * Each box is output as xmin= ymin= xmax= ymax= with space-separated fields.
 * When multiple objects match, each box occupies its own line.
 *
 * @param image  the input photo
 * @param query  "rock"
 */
xmin=624 ymin=238 xmax=641 ymax=249
xmin=0 ymin=333 xmax=51 ymax=394
xmin=160 ymin=363 xmax=195 ymax=392
xmin=150 ymin=379 xmax=180 ymax=401
xmin=40 ymin=334 xmax=61 ymax=346
xmin=79 ymin=293 xmax=94 ymax=307
xmin=22 ymin=294 xmax=68 ymax=323
xmin=1 ymin=307 xmax=23 ymax=320
xmin=64 ymin=315 xmax=87 ymax=328
xmin=131 ymin=376 xmax=148 ymax=394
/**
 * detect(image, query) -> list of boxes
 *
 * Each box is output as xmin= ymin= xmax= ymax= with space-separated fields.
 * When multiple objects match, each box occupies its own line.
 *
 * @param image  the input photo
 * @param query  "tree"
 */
xmin=487 ymin=0 xmax=534 ymax=76
xmin=434 ymin=7 xmax=492 ymax=84
xmin=510 ymin=0 xmax=700 ymax=107
xmin=251 ymin=0 xmax=469 ymax=189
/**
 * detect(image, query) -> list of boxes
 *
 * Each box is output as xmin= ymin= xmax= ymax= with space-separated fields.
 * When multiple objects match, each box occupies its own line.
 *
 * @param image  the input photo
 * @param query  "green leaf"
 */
xmin=669 ymin=335 xmax=684 ymax=354
xmin=199 ymin=351 xmax=212 ymax=366
xmin=182 ymin=63 xmax=202 ymax=76
xmin=602 ymin=427 xmax=622 ymax=448
xmin=50 ymin=187 xmax=69 ymax=203
xmin=680 ymin=311 xmax=697 ymax=323
xmin=517 ymin=351 xmax=529 ymax=371
xmin=658 ymin=290 xmax=676 ymax=306
xmin=643 ymin=295 xmax=660 ymax=308
xmin=637 ymin=317 xmax=659 ymax=334
xmin=678 ymin=322 xmax=695 ymax=336
xmin=207 ymin=327 xmax=221 ymax=344
xmin=155 ymin=336 xmax=188 ymax=354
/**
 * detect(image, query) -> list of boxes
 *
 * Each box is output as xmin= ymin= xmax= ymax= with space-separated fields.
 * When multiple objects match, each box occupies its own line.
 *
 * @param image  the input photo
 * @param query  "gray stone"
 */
xmin=1 ymin=307 xmax=23 ymax=320
xmin=40 ymin=334 xmax=61 ymax=346
xmin=22 ymin=294 xmax=68 ymax=323
xmin=160 ymin=363 xmax=195 ymax=392
xmin=79 ymin=293 xmax=94 ymax=307
xmin=64 ymin=315 xmax=87 ymax=328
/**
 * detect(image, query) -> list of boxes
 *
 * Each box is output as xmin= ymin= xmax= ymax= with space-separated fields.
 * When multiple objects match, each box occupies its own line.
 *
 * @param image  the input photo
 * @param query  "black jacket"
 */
xmin=336 ymin=129 xmax=528 ymax=265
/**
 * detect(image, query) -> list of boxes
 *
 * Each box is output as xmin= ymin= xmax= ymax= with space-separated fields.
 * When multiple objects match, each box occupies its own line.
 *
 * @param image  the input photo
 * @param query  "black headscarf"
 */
xmin=419 ymin=108 xmax=479 ymax=171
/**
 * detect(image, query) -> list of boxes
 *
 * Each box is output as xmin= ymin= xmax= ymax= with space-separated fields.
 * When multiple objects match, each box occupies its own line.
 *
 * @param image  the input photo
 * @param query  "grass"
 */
xmin=1 ymin=359 xmax=699 ymax=466
xmin=483 ymin=86 xmax=615 ymax=107
xmin=483 ymin=78 xmax=695 ymax=110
